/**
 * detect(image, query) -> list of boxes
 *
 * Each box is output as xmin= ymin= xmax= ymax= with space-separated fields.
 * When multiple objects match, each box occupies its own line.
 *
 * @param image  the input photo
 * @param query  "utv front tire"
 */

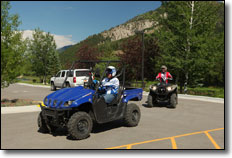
xmin=168 ymin=93 xmax=177 ymax=108
xmin=37 ymin=112 xmax=49 ymax=133
xmin=67 ymin=112 xmax=93 ymax=140
xmin=38 ymin=112 xmax=57 ymax=133
xmin=124 ymin=103 xmax=141 ymax=127
xmin=147 ymin=94 xmax=154 ymax=107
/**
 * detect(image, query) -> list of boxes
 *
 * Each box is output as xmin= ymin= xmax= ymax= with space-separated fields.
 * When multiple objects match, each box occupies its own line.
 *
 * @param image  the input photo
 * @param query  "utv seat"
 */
xmin=108 ymin=85 xmax=124 ymax=105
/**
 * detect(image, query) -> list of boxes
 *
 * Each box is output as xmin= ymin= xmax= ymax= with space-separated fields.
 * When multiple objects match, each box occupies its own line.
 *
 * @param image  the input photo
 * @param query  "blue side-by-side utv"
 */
xmin=38 ymin=60 xmax=143 ymax=140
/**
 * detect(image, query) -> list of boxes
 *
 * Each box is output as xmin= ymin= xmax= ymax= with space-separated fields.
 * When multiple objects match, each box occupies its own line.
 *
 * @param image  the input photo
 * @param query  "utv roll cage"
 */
xmin=62 ymin=60 xmax=125 ymax=94
xmin=61 ymin=60 xmax=145 ymax=90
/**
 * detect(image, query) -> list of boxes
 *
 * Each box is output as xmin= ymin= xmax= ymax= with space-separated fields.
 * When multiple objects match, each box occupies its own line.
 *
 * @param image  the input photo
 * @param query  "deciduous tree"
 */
xmin=1 ymin=1 xmax=26 ymax=88
xmin=29 ymin=28 xmax=61 ymax=84
xmin=154 ymin=1 xmax=223 ymax=91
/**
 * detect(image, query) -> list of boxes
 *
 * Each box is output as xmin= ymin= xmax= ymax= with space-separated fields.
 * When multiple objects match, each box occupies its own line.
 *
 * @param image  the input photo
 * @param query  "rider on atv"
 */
xmin=147 ymin=65 xmax=177 ymax=108
xmin=156 ymin=65 xmax=173 ymax=84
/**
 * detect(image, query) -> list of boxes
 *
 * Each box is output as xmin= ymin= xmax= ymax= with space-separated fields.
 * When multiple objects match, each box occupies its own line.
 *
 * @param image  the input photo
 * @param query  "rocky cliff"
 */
xmin=101 ymin=19 xmax=156 ymax=41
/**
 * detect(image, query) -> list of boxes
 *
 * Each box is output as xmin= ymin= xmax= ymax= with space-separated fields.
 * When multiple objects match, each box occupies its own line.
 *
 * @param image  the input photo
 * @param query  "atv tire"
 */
xmin=168 ymin=93 xmax=177 ymax=108
xmin=51 ymin=82 xmax=56 ymax=91
xmin=124 ymin=103 xmax=141 ymax=127
xmin=147 ymin=94 xmax=154 ymax=108
xmin=67 ymin=111 xmax=93 ymax=140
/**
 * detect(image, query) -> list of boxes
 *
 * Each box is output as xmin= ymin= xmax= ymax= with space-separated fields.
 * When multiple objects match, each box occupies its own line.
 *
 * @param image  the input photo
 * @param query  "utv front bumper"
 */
xmin=39 ymin=104 xmax=72 ymax=127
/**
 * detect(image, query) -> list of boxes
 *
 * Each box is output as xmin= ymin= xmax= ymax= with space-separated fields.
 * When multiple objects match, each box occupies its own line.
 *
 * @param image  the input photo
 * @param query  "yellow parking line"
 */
xmin=106 ymin=128 xmax=224 ymax=149
xmin=204 ymin=131 xmax=221 ymax=149
xmin=106 ymin=137 xmax=170 ymax=149
xmin=173 ymin=128 xmax=224 ymax=139
xmin=170 ymin=137 xmax=177 ymax=149
xmin=126 ymin=145 xmax=132 ymax=149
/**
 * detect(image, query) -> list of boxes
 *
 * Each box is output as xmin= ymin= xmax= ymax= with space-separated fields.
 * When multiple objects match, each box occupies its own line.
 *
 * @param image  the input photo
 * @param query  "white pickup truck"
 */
xmin=50 ymin=69 xmax=91 ymax=91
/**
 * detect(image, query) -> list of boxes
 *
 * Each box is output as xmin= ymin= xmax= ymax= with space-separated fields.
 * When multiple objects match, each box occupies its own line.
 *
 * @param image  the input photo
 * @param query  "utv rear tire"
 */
xmin=124 ymin=103 xmax=141 ymax=127
xmin=37 ymin=112 xmax=49 ymax=133
xmin=147 ymin=95 xmax=154 ymax=108
xmin=67 ymin=112 xmax=93 ymax=140
xmin=168 ymin=93 xmax=177 ymax=108
xmin=51 ymin=82 xmax=56 ymax=91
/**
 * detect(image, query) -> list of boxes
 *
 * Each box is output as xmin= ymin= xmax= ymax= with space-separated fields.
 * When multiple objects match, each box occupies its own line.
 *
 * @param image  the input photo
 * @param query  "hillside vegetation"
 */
xmin=59 ymin=1 xmax=224 ymax=93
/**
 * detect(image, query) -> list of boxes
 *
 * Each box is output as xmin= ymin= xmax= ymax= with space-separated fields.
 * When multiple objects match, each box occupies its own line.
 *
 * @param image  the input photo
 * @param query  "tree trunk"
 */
xmin=184 ymin=72 xmax=188 ymax=94
xmin=180 ymin=83 xmax=183 ymax=94
xmin=184 ymin=1 xmax=194 ymax=92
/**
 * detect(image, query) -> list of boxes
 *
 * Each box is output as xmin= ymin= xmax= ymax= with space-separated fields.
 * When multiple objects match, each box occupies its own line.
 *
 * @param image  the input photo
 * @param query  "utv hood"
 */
xmin=44 ymin=86 xmax=94 ymax=108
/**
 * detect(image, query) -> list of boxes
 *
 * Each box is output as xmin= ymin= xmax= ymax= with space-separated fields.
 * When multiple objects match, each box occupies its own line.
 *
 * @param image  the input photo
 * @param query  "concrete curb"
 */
xmin=1 ymin=93 xmax=224 ymax=114
xmin=16 ymin=83 xmax=50 ymax=88
xmin=143 ymin=92 xmax=224 ymax=104
xmin=1 ymin=105 xmax=41 ymax=114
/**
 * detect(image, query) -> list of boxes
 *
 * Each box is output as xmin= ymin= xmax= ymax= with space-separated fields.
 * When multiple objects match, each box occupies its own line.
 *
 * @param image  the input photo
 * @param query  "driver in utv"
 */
xmin=156 ymin=65 xmax=173 ymax=84
xmin=98 ymin=66 xmax=119 ymax=104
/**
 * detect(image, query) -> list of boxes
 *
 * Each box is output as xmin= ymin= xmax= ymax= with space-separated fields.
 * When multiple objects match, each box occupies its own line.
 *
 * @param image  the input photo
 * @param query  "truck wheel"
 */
xmin=168 ymin=93 xmax=177 ymax=108
xmin=65 ymin=82 xmax=70 ymax=88
xmin=147 ymin=95 xmax=154 ymax=107
xmin=124 ymin=103 xmax=141 ymax=127
xmin=37 ymin=112 xmax=49 ymax=133
xmin=51 ymin=82 xmax=56 ymax=91
xmin=67 ymin=112 xmax=93 ymax=140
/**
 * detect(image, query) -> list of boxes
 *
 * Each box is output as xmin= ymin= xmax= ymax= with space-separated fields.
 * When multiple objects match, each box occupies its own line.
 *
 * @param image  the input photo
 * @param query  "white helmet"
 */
xmin=106 ymin=66 xmax=117 ymax=77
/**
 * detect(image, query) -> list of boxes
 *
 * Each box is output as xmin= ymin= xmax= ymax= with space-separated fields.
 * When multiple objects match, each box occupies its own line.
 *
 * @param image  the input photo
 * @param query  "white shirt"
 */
xmin=101 ymin=77 xmax=119 ymax=94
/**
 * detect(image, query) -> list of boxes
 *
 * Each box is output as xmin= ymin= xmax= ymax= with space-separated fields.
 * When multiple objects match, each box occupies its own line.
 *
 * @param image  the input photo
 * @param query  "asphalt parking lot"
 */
xmin=1 ymin=84 xmax=224 ymax=149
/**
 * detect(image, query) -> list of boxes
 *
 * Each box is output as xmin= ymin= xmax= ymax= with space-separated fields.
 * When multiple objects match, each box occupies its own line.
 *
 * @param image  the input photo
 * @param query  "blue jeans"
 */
xmin=101 ymin=94 xmax=116 ymax=104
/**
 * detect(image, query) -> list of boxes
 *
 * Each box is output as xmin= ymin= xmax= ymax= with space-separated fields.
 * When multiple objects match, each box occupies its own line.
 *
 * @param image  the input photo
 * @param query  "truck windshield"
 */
xmin=75 ymin=71 xmax=90 ymax=77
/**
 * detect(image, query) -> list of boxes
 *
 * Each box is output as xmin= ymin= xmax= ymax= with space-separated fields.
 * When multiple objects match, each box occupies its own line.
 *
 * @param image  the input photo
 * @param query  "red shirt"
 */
xmin=156 ymin=72 xmax=172 ymax=83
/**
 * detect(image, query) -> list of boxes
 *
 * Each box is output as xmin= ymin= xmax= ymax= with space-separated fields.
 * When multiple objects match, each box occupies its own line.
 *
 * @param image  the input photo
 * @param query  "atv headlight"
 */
xmin=150 ymin=85 xmax=157 ymax=91
xmin=167 ymin=86 xmax=172 ymax=91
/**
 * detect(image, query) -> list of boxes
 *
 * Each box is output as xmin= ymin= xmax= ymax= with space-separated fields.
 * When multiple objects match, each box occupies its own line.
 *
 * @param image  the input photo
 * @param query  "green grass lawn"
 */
xmin=16 ymin=76 xmax=50 ymax=86
xmin=1 ymin=98 xmax=41 ymax=107
xmin=186 ymin=87 xmax=224 ymax=98
xmin=143 ymin=81 xmax=224 ymax=98
xmin=16 ymin=76 xmax=224 ymax=98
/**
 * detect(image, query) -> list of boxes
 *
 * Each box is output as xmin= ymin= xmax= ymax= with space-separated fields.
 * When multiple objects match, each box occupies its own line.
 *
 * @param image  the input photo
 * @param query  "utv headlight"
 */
xmin=53 ymin=100 xmax=57 ymax=106
xmin=167 ymin=86 xmax=172 ymax=91
xmin=68 ymin=101 xmax=74 ymax=105
xmin=44 ymin=97 xmax=48 ymax=104
xmin=64 ymin=101 xmax=74 ymax=107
